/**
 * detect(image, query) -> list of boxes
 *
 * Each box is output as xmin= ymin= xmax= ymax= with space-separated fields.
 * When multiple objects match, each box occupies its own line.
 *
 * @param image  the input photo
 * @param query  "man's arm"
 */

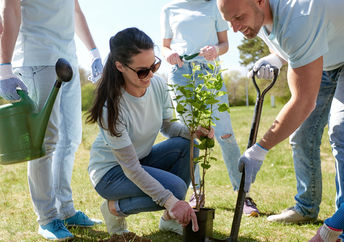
xmin=0 ymin=0 xmax=21 ymax=63
xmin=259 ymin=56 xmax=323 ymax=149
xmin=74 ymin=0 xmax=96 ymax=50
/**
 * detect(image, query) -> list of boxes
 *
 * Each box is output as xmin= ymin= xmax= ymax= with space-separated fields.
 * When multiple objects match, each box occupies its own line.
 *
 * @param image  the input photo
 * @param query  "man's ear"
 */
xmin=115 ymin=61 xmax=124 ymax=72
xmin=257 ymin=0 xmax=265 ymax=7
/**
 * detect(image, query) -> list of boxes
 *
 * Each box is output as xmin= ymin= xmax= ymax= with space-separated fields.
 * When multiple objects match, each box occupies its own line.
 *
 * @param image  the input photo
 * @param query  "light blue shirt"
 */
xmin=258 ymin=0 xmax=344 ymax=70
xmin=161 ymin=0 xmax=229 ymax=63
xmin=88 ymin=75 xmax=173 ymax=187
xmin=12 ymin=0 xmax=77 ymax=67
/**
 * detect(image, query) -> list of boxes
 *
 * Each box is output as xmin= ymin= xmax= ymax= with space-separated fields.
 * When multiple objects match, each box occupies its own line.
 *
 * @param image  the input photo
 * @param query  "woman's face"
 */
xmin=117 ymin=49 xmax=156 ymax=97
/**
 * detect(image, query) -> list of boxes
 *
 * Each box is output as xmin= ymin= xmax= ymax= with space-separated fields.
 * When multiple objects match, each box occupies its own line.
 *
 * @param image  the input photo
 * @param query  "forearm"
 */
xmin=216 ymin=41 xmax=228 ymax=56
xmin=74 ymin=0 xmax=96 ymax=50
xmin=160 ymin=118 xmax=190 ymax=139
xmin=259 ymin=96 xmax=315 ymax=149
xmin=0 ymin=0 xmax=21 ymax=63
xmin=112 ymin=145 xmax=175 ymax=207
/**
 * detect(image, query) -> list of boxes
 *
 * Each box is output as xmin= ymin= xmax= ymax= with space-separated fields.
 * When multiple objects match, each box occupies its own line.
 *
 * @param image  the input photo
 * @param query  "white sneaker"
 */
xmin=159 ymin=217 xmax=183 ymax=235
xmin=267 ymin=207 xmax=315 ymax=223
xmin=100 ymin=200 xmax=129 ymax=235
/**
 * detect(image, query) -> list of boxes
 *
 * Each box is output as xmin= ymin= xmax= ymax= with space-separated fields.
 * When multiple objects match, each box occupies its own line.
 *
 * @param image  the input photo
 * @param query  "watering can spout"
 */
xmin=31 ymin=58 xmax=73 ymax=149
xmin=0 ymin=58 xmax=72 ymax=165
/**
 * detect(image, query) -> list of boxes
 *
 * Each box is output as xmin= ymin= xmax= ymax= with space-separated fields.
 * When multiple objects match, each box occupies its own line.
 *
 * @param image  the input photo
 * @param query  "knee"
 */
xmin=170 ymin=177 xmax=188 ymax=200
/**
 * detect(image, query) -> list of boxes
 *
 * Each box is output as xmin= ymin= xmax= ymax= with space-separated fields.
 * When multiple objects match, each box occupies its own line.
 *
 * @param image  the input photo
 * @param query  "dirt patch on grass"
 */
xmin=100 ymin=232 xmax=152 ymax=242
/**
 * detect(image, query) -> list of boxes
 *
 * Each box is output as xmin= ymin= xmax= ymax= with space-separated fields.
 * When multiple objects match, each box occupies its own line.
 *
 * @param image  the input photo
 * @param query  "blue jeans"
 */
xmin=290 ymin=66 xmax=344 ymax=226
xmin=15 ymin=65 xmax=82 ymax=225
xmin=168 ymin=62 xmax=242 ymax=191
xmin=95 ymin=137 xmax=198 ymax=216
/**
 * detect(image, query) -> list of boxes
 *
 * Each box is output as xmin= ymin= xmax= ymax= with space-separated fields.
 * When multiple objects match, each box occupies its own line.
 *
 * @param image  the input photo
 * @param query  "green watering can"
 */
xmin=0 ymin=58 xmax=73 ymax=165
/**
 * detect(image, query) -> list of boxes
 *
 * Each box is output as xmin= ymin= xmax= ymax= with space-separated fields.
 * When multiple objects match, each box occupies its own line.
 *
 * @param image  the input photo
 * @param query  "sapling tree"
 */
xmin=169 ymin=61 xmax=230 ymax=210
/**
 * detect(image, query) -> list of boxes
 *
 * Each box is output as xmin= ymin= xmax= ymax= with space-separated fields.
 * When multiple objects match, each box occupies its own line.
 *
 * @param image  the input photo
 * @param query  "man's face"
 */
xmin=217 ymin=0 xmax=264 ymax=39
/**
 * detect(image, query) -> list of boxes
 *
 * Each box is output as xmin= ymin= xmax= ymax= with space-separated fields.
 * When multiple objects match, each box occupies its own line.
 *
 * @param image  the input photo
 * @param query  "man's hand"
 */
xmin=89 ymin=48 xmax=103 ymax=83
xmin=0 ymin=64 xmax=27 ymax=100
xmin=247 ymin=53 xmax=284 ymax=79
xmin=238 ymin=143 xmax=268 ymax=192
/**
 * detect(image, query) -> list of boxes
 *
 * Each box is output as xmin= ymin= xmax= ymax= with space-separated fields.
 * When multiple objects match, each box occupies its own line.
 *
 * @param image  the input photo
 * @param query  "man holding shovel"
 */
xmin=217 ymin=0 xmax=344 ymax=240
xmin=0 ymin=0 xmax=103 ymax=240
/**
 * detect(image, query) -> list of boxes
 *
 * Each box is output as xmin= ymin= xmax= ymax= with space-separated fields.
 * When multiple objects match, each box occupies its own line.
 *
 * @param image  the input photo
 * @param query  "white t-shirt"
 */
xmin=259 ymin=0 xmax=344 ymax=70
xmin=88 ymin=75 xmax=173 ymax=187
xmin=13 ymin=0 xmax=77 ymax=67
xmin=161 ymin=0 xmax=229 ymax=63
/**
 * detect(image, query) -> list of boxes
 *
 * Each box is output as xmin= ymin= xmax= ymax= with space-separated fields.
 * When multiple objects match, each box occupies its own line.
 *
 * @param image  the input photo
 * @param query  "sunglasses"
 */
xmin=124 ymin=56 xmax=161 ymax=79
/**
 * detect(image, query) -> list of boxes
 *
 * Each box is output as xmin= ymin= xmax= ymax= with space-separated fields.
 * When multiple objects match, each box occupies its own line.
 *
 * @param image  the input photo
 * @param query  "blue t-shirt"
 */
xmin=161 ymin=0 xmax=229 ymax=63
xmin=88 ymin=75 xmax=173 ymax=187
xmin=259 ymin=0 xmax=344 ymax=70
xmin=12 ymin=0 xmax=77 ymax=67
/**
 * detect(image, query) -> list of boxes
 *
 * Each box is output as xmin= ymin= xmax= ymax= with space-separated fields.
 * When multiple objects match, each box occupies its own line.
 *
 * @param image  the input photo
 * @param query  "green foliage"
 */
xmin=169 ymin=61 xmax=230 ymax=209
xmin=81 ymin=83 xmax=96 ymax=111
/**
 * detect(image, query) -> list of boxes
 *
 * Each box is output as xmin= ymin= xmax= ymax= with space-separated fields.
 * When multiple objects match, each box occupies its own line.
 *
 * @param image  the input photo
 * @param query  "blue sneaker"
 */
xmin=38 ymin=219 xmax=74 ymax=241
xmin=64 ymin=211 xmax=102 ymax=227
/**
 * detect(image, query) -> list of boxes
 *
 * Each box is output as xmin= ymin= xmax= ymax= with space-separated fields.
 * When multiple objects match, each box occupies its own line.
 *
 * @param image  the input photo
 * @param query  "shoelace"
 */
xmin=53 ymin=220 xmax=68 ymax=231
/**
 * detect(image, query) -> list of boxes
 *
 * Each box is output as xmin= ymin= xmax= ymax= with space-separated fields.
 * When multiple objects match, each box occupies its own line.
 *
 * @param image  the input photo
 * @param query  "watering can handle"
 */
xmin=55 ymin=58 xmax=73 ymax=85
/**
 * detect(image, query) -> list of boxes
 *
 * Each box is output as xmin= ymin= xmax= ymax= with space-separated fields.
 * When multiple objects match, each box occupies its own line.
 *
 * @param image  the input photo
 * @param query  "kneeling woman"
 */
xmin=87 ymin=28 xmax=212 ymax=236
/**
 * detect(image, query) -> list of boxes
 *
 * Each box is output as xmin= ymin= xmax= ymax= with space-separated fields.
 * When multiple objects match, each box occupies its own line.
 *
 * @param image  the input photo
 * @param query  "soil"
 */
xmin=100 ymin=232 xmax=152 ymax=242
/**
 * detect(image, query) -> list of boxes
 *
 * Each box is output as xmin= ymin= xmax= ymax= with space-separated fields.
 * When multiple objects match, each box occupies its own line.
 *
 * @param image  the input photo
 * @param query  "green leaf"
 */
xmin=218 ymin=103 xmax=230 ymax=112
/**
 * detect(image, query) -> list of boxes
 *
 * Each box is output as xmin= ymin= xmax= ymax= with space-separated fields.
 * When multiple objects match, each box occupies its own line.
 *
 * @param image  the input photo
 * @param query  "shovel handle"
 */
xmin=55 ymin=58 xmax=73 ymax=86
xmin=247 ymin=67 xmax=279 ymax=148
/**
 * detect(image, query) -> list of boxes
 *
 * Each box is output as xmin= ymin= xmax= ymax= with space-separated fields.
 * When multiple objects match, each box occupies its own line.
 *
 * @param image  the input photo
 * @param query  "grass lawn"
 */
xmin=0 ymin=103 xmax=337 ymax=241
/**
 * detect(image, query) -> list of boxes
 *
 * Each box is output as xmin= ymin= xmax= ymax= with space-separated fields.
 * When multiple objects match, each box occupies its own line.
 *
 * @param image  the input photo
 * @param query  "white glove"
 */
xmin=88 ymin=48 xmax=103 ymax=83
xmin=238 ymin=143 xmax=268 ymax=192
xmin=247 ymin=54 xmax=284 ymax=79
xmin=0 ymin=63 xmax=28 ymax=100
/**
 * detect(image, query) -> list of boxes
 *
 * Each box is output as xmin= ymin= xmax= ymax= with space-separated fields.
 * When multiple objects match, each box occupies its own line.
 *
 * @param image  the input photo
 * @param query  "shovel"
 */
xmin=208 ymin=67 xmax=279 ymax=242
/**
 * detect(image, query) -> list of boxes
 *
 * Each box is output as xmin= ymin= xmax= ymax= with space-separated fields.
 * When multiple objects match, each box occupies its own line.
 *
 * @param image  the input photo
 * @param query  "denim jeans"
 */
xmin=15 ymin=65 xmax=81 ymax=225
xmin=95 ymin=137 xmax=198 ymax=216
xmin=290 ymin=66 xmax=344 ymax=226
xmin=168 ymin=62 xmax=242 ymax=191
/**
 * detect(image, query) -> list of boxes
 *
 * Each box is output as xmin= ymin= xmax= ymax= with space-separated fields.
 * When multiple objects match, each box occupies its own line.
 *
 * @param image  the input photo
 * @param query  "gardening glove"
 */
xmin=166 ymin=51 xmax=184 ymax=67
xmin=0 ymin=63 xmax=28 ymax=100
xmin=309 ymin=223 xmax=342 ymax=242
xmin=199 ymin=45 xmax=219 ymax=61
xmin=88 ymin=48 xmax=103 ymax=83
xmin=165 ymin=195 xmax=199 ymax=231
xmin=238 ymin=143 xmax=268 ymax=193
xmin=247 ymin=53 xmax=284 ymax=79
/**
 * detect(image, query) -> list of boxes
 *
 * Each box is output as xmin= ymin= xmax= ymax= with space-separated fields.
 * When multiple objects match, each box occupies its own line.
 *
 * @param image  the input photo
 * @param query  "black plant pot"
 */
xmin=183 ymin=208 xmax=215 ymax=242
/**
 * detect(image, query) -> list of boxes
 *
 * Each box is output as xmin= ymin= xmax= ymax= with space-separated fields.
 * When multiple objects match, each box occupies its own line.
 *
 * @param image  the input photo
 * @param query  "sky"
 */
xmin=76 ymin=0 xmax=247 ymax=76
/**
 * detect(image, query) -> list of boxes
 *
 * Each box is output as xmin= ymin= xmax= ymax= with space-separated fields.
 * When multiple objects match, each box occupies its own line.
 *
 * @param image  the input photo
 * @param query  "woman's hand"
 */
xmin=166 ymin=52 xmax=184 ymax=67
xmin=199 ymin=45 xmax=219 ymax=61
xmin=195 ymin=126 xmax=214 ymax=139
xmin=169 ymin=200 xmax=199 ymax=231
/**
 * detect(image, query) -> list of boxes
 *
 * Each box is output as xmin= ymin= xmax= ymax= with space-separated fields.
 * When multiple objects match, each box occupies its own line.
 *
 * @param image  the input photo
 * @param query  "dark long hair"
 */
xmin=86 ymin=27 xmax=154 ymax=137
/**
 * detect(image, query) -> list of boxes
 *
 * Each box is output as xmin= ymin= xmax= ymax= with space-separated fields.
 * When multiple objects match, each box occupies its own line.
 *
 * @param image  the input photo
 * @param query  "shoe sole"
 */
xmin=244 ymin=211 xmax=259 ymax=217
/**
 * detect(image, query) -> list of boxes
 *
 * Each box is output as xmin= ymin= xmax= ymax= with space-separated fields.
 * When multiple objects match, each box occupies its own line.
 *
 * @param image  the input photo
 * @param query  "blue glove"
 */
xmin=238 ymin=143 xmax=268 ymax=192
xmin=0 ymin=64 xmax=28 ymax=100
xmin=89 ymin=48 xmax=103 ymax=83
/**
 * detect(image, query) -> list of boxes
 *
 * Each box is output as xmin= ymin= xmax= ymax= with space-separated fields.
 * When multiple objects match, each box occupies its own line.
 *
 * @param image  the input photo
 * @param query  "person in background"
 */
xmin=87 ymin=27 xmax=215 ymax=236
xmin=160 ymin=0 xmax=260 ymax=217
xmin=309 ymin=204 xmax=344 ymax=242
xmin=217 ymin=0 xmax=344 ymax=240
xmin=0 ymin=0 xmax=103 ymax=240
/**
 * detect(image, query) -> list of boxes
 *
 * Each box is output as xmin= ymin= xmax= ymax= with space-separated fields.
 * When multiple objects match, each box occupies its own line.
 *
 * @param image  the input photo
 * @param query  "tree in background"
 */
xmin=238 ymin=37 xmax=290 ymax=104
